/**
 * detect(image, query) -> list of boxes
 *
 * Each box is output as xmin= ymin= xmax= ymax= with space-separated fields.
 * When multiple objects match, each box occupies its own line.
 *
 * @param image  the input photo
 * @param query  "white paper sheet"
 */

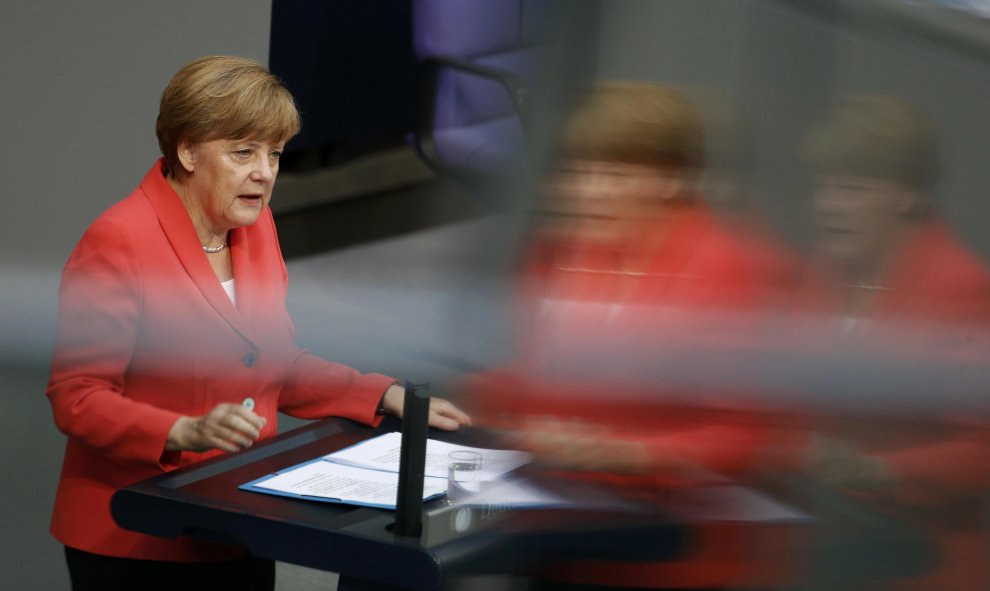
xmin=248 ymin=460 xmax=448 ymax=508
xmin=323 ymin=432 xmax=532 ymax=480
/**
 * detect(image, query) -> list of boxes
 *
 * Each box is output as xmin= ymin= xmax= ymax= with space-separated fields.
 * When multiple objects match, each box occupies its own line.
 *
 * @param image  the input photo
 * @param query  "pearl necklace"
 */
xmin=202 ymin=242 xmax=227 ymax=254
xmin=848 ymin=282 xmax=890 ymax=292
xmin=554 ymin=265 xmax=699 ymax=280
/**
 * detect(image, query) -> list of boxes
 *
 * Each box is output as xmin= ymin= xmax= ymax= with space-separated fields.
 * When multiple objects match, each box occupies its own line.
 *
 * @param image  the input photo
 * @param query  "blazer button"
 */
xmin=243 ymin=353 xmax=256 ymax=367
xmin=241 ymin=397 xmax=255 ymax=411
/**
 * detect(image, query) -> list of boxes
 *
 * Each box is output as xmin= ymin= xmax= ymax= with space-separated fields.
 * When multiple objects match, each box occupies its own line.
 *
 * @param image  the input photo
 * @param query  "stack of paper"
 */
xmin=240 ymin=432 xmax=531 ymax=510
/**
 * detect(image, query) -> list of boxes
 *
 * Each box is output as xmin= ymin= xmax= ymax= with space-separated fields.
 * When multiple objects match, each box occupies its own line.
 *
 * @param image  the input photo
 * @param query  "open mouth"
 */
xmin=237 ymin=194 xmax=263 ymax=204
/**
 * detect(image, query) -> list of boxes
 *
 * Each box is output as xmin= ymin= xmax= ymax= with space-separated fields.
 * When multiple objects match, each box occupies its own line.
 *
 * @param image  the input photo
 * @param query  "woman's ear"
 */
xmin=175 ymin=140 xmax=198 ymax=175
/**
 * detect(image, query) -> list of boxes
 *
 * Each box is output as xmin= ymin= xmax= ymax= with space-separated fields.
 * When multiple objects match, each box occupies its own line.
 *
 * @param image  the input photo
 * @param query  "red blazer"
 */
xmin=46 ymin=160 xmax=396 ymax=561
xmin=794 ymin=220 xmax=990 ymax=590
xmin=794 ymin=220 xmax=990 ymax=500
xmin=798 ymin=220 xmax=990 ymax=331
xmin=520 ymin=205 xmax=797 ymax=311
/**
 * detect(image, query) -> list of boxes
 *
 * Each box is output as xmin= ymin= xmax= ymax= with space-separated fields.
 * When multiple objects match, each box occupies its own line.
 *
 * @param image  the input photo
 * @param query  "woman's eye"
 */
xmin=235 ymin=149 xmax=253 ymax=157
xmin=270 ymin=151 xmax=282 ymax=160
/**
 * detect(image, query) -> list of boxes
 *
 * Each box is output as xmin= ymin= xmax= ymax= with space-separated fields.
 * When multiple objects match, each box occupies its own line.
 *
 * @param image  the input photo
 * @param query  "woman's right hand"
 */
xmin=166 ymin=403 xmax=267 ymax=453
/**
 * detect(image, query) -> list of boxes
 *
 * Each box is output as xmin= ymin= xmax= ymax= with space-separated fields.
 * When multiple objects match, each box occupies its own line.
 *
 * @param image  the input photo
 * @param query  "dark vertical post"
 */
xmin=394 ymin=381 xmax=430 ymax=537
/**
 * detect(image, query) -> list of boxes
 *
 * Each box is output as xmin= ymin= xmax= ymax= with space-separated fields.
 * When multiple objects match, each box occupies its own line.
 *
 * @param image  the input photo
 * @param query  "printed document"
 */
xmin=324 ymin=432 xmax=531 ymax=480
xmin=244 ymin=460 xmax=448 ymax=508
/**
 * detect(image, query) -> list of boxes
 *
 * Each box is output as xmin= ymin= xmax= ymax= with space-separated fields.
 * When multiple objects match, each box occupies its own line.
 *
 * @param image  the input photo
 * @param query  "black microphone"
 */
xmin=394 ymin=381 xmax=430 ymax=537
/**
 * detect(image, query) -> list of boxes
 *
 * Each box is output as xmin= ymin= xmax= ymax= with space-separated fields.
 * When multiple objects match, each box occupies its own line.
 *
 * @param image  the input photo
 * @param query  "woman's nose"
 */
xmin=252 ymin=156 xmax=275 ymax=182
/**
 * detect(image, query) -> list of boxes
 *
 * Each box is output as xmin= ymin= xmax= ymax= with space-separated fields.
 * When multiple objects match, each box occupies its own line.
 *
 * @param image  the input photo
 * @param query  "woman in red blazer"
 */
xmin=467 ymin=82 xmax=801 ymax=590
xmin=46 ymin=56 xmax=469 ymax=591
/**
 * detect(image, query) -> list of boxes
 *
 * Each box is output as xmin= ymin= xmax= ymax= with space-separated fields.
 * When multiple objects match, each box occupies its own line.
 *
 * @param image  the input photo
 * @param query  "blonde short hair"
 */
xmin=804 ymin=95 xmax=938 ymax=193
xmin=561 ymin=81 xmax=704 ymax=172
xmin=156 ymin=55 xmax=301 ymax=175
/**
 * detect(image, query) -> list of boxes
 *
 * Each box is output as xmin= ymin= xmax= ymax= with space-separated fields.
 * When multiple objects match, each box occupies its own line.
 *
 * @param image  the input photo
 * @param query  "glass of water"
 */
xmin=447 ymin=450 xmax=483 ymax=502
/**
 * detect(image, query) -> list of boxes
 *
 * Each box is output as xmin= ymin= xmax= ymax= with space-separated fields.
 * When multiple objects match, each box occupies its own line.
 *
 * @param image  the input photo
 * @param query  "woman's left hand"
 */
xmin=804 ymin=433 xmax=893 ymax=493
xmin=381 ymin=384 xmax=472 ymax=431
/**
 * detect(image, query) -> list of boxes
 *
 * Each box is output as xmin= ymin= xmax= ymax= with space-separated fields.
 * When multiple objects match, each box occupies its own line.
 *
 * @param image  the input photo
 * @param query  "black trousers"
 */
xmin=64 ymin=546 xmax=275 ymax=591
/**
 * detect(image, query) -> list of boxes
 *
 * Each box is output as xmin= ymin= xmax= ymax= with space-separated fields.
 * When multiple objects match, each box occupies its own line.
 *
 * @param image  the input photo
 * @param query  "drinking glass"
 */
xmin=447 ymin=450 xmax=483 ymax=502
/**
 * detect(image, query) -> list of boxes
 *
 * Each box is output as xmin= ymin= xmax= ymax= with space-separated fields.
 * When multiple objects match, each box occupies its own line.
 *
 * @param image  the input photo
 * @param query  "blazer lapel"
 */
xmin=139 ymin=160 xmax=260 ymax=348
xmin=229 ymin=225 xmax=258 ymax=327
xmin=873 ymin=223 xmax=936 ymax=322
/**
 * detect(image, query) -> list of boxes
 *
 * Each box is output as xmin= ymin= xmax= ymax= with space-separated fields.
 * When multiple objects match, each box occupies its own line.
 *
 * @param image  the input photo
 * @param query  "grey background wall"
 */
xmin=594 ymin=0 xmax=838 ymax=246
xmin=0 ymin=2 xmax=271 ymax=589
xmin=594 ymin=0 xmax=990 ymax=260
